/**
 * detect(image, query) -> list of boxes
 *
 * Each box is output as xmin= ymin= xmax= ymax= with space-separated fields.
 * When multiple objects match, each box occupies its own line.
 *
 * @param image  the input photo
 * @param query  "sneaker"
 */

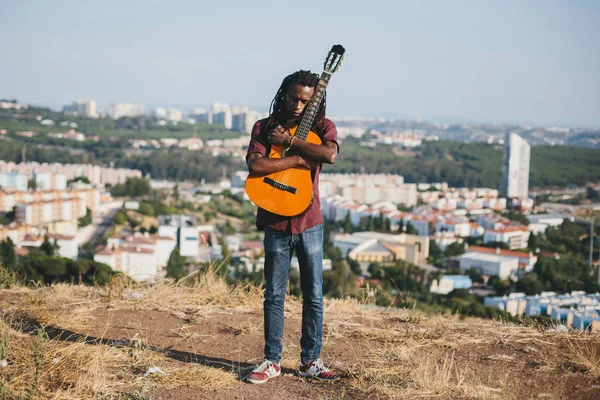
xmin=247 ymin=360 xmax=281 ymax=384
xmin=299 ymin=359 xmax=340 ymax=381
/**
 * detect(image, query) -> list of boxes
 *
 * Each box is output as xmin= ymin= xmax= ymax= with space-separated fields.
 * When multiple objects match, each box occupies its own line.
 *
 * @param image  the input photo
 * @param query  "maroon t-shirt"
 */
xmin=246 ymin=117 xmax=339 ymax=234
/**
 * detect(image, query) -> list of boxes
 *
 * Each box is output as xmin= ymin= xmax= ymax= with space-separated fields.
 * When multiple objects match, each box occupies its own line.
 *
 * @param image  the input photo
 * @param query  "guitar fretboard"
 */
xmin=294 ymin=72 xmax=331 ymax=141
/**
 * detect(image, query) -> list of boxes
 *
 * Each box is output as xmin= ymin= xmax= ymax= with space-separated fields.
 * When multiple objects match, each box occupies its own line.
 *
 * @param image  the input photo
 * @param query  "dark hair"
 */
xmin=266 ymin=70 xmax=325 ymax=130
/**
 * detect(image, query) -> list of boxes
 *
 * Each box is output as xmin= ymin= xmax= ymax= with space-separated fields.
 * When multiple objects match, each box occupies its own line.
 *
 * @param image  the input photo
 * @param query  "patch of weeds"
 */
xmin=25 ymin=327 xmax=48 ymax=399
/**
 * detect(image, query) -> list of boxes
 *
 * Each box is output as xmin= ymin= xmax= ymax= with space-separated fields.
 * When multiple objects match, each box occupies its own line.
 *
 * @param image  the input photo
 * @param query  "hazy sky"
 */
xmin=1 ymin=0 xmax=599 ymax=127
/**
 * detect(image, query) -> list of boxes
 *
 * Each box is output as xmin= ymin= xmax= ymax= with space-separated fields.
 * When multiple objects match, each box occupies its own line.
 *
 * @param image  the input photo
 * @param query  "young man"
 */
xmin=245 ymin=70 xmax=341 ymax=384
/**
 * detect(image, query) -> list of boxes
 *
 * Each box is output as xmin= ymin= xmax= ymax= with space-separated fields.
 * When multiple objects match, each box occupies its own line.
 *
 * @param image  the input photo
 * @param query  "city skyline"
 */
xmin=1 ymin=1 xmax=599 ymax=128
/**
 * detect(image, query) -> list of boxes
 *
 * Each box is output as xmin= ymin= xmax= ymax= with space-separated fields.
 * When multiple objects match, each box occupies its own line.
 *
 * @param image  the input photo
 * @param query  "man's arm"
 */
xmin=247 ymin=153 xmax=317 ymax=176
xmin=270 ymin=130 xmax=337 ymax=164
xmin=289 ymin=140 xmax=337 ymax=164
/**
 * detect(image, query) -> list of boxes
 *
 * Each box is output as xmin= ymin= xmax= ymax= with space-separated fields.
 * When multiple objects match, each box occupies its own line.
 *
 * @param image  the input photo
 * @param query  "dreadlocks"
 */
xmin=265 ymin=70 xmax=325 ymax=131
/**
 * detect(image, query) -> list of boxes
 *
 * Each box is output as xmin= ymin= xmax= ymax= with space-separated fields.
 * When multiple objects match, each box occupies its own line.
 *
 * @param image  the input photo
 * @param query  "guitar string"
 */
xmin=275 ymin=67 xmax=333 ymax=187
xmin=279 ymin=90 xmax=321 ymax=184
xmin=279 ymin=79 xmax=327 ymax=185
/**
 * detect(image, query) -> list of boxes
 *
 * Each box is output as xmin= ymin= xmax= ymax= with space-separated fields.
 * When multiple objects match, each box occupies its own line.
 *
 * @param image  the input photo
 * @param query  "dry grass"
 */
xmin=1 ymin=267 xmax=600 ymax=399
xmin=0 ymin=314 xmax=235 ymax=399
xmin=563 ymin=336 xmax=600 ymax=377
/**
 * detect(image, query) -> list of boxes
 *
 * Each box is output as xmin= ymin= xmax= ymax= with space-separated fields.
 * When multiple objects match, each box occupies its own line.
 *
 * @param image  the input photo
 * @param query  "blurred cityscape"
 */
xmin=1 ymin=95 xmax=599 ymax=332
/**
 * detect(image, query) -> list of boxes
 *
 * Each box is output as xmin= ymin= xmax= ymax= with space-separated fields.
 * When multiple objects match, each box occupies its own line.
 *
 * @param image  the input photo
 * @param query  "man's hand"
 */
xmin=268 ymin=125 xmax=292 ymax=147
xmin=295 ymin=155 xmax=320 ymax=170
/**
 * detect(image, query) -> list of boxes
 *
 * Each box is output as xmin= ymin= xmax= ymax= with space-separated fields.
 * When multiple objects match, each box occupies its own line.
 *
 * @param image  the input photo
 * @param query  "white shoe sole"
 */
xmin=247 ymin=371 xmax=281 ymax=384
xmin=298 ymin=371 xmax=340 ymax=381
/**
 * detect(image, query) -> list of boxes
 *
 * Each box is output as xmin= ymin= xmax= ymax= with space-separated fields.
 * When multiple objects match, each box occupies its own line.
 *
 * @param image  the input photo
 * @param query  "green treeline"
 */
xmin=1 ymin=239 xmax=113 ymax=287
xmin=330 ymin=140 xmax=600 ymax=189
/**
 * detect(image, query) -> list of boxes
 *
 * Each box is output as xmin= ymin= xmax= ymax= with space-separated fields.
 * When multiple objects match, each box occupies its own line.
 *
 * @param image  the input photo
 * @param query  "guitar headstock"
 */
xmin=323 ymin=44 xmax=345 ymax=74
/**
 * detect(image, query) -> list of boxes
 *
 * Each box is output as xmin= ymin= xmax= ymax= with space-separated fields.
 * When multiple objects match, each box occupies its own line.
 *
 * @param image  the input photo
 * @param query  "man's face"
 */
xmin=284 ymin=84 xmax=314 ymax=119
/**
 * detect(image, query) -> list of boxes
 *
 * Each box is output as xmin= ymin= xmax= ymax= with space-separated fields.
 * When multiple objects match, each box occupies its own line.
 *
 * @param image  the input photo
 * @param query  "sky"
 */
xmin=1 ymin=0 xmax=599 ymax=127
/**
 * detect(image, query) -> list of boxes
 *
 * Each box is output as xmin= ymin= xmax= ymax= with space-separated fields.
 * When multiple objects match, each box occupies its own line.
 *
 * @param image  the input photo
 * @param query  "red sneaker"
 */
xmin=247 ymin=360 xmax=281 ymax=384
xmin=299 ymin=359 xmax=340 ymax=381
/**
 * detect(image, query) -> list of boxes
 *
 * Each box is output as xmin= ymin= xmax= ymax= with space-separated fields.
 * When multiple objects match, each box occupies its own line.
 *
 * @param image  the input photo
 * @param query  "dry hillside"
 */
xmin=0 ymin=271 xmax=599 ymax=399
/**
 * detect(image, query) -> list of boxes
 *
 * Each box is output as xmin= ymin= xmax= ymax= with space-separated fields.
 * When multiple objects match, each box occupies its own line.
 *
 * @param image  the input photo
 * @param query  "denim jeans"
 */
xmin=263 ymin=224 xmax=324 ymax=365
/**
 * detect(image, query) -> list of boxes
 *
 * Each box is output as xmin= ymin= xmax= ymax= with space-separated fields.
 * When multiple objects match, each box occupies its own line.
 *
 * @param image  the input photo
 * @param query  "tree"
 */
xmin=138 ymin=202 xmax=155 ymax=217
xmin=358 ymin=216 xmax=367 ymax=231
xmin=0 ymin=238 xmax=17 ymax=270
xmin=222 ymin=219 xmax=235 ymax=235
xmin=27 ymin=179 xmax=37 ymax=190
xmin=173 ymin=184 xmax=180 ymax=203
xmin=78 ymin=207 xmax=92 ymax=227
xmin=343 ymin=211 xmax=353 ymax=233
xmin=113 ymin=210 xmax=126 ymax=225
xmin=427 ymin=239 xmax=443 ymax=264
xmin=166 ymin=246 xmax=186 ymax=280
xmin=111 ymin=177 xmax=151 ymax=197
xmin=587 ymin=186 xmax=599 ymax=200
xmin=516 ymin=273 xmax=544 ymax=295
xmin=405 ymin=222 xmax=418 ymax=235
xmin=444 ymin=242 xmax=465 ymax=257
xmin=40 ymin=236 xmax=56 ymax=256
xmin=528 ymin=233 xmax=538 ymax=251
xmin=70 ymin=176 xmax=91 ymax=184
xmin=367 ymin=262 xmax=383 ymax=279
xmin=376 ymin=213 xmax=384 ymax=230
xmin=347 ymin=256 xmax=362 ymax=276
xmin=467 ymin=267 xmax=484 ymax=284
xmin=488 ymin=276 xmax=511 ymax=296
xmin=503 ymin=210 xmax=529 ymax=226
xmin=367 ymin=215 xmax=375 ymax=231
xmin=384 ymin=218 xmax=391 ymax=232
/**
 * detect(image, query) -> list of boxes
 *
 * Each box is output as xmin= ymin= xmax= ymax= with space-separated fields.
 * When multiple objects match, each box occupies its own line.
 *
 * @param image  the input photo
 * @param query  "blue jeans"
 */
xmin=263 ymin=224 xmax=324 ymax=365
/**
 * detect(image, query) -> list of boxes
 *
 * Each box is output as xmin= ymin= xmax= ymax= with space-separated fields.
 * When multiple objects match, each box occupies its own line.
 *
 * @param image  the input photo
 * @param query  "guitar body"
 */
xmin=246 ymin=126 xmax=322 ymax=217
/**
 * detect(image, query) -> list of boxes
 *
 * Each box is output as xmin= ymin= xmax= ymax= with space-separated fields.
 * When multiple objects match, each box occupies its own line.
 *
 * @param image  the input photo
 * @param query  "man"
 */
xmin=245 ymin=70 xmax=340 ymax=384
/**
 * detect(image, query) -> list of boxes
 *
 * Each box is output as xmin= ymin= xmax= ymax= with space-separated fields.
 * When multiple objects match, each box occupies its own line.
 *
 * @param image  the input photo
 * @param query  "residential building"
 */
xmin=0 ymin=172 xmax=27 ymax=191
xmin=466 ymin=245 xmax=537 ymax=273
xmin=0 ymin=222 xmax=41 ymax=243
xmin=483 ymin=226 xmax=530 ymax=250
xmin=485 ymin=292 xmax=600 ymax=331
xmin=158 ymin=215 xmax=202 ymax=258
xmin=95 ymin=232 xmax=176 ymax=281
xmin=35 ymin=172 xmax=67 ymax=191
xmin=47 ymin=233 xmax=78 ymax=259
xmin=430 ymin=275 xmax=473 ymax=295
xmin=0 ymin=160 xmax=142 ymax=186
xmin=334 ymin=231 xmax=429 ymax=266
xmin=458 ymin=252 xmax=519 ymax=279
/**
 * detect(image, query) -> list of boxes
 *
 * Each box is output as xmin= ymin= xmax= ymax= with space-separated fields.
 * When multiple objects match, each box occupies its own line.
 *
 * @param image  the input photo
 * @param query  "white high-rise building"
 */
xmin=152 ymin=107 xmax=167 ymax=119
xmin=211 ymin=102 xmax=232 ymax=129
xmin=502 ymin=133 xmax=530 ymax=198
xmin=190 ymin=108 xmax=211 ymax=123
xmin=63 ymin=100 xmax=98 ymax=118
xmin=109 ymin=103 xmax=145 ymax=119
xmin=166 ymin=108 xmax=182 ymax=122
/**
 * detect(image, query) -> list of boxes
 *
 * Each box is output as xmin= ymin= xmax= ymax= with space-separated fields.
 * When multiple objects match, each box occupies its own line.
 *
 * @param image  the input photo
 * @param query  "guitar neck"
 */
xmin=294 ymin=72 xmax=332 ymax=141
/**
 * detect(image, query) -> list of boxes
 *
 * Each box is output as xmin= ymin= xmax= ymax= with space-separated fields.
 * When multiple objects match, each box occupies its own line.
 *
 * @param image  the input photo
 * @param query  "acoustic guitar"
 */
xmin=246 ymin=44 xmax=345 ymax=217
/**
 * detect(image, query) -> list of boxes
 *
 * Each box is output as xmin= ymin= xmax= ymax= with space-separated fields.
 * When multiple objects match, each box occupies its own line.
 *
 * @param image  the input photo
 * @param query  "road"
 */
xmin=76 ymin=200 xmax=123 ymax=246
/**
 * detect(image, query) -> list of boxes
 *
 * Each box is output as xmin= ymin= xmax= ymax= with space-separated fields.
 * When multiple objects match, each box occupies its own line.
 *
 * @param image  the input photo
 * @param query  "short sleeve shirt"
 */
xmin=246 ymin=117 xmax=339 ymax=234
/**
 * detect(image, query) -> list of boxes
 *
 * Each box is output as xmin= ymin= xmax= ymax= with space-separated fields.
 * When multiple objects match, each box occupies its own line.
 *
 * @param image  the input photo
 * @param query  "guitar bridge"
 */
xmin=263 ymin=177 xmax=297 ymax=194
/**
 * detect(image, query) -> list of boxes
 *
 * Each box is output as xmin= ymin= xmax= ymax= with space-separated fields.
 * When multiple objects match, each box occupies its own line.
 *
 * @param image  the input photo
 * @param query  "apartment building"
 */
xmin=95 ymin=232 xmax=176 ymax=281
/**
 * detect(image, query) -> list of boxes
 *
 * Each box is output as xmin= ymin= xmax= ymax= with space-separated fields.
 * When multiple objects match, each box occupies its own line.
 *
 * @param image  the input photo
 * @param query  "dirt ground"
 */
xmin=1 ymin=279 xmax=600 ymax=399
